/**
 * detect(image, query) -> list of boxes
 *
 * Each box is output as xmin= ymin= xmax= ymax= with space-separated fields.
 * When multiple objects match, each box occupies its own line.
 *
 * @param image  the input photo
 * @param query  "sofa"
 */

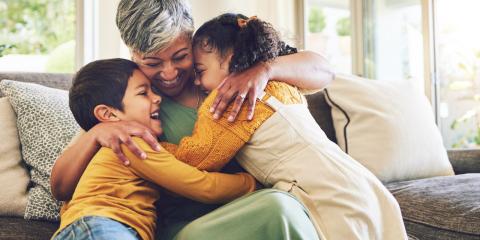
xmin=0 ymin=72 xmax=479 ymax=240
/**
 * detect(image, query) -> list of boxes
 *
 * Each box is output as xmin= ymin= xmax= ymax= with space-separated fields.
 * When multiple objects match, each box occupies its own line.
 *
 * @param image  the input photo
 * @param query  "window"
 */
xmin=0 ymin=0 xmax=76 ymax=73
xmin=304 ymin=0 xmax=352 ymax=74
xmin=434 ymin=0 xmax=480 ymax=148
xmin=362 ymin=0 xmax=424 ymax=92
xmin=304 ymin=0 xmax=479 ymax=149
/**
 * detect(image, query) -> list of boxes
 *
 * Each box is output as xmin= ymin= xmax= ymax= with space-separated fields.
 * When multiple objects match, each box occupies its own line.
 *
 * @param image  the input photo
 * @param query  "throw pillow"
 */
xmin=0 ymin=80 xmax=80 ymax=221
xmin=325 ymin=74 xmax=454 ymax=183
xmin=0 ymin=97 xmax=29 ymax=216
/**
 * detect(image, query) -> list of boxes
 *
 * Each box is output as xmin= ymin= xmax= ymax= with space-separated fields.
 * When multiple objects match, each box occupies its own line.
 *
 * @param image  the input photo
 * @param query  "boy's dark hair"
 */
xmin=192 ymin=13 xmax=297 ymax=73
xmin=69 ymin=58 xmax=138 ymax=131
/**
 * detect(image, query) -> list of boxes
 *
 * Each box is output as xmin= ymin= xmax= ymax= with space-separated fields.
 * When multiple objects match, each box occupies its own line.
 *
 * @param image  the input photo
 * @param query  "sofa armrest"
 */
xmin=447 ymin=149 xmax=480 ymax=174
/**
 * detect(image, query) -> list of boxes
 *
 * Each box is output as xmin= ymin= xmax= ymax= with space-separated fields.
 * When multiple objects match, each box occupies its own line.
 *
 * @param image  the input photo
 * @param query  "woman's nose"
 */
xmin=160 ymin=62 xmax=178 ymax=81
xmin=194 ymin=78 xmax=201 ymax=86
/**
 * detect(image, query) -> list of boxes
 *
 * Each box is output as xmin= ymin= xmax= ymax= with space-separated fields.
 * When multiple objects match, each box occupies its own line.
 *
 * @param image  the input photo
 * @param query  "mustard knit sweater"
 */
xmin=163 ymin=81 xmax=304 ymax=171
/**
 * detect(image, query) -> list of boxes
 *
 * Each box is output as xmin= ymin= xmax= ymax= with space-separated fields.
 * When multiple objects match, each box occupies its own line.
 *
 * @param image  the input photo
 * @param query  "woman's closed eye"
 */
xmin=145 ymin=62 xmax=161 ymax=67
xmin=194 ymin=68 xmax=204 ymax=75
xmin=173 ymin=54 xmax=188 ymax=62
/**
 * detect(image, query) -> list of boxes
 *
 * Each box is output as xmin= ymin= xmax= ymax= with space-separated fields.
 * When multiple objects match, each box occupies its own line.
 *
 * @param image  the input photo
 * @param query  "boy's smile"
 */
xmin=113 ymin=70 xmax=163 ymax=136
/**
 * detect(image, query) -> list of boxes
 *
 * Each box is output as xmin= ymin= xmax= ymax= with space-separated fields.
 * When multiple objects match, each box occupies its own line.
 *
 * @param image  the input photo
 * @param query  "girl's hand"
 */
xmin=91 ymin=121 xmax=161 ymax=165
xmin=210 ymin=62 xmax=271 ymax=122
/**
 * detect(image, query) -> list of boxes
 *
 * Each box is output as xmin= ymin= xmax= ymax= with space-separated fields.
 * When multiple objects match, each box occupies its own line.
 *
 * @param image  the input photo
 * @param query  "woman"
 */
xmin=50 ymin=0 xmax=334 ymax=239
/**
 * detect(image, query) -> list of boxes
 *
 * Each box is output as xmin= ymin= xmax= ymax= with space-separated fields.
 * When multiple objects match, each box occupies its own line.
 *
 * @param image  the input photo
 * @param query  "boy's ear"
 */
xmin=93 ymin=104 xmax=121 ymax=123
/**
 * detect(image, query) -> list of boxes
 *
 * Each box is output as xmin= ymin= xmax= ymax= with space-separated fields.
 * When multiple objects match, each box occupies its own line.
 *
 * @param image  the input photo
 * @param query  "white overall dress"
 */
xmin=236 ymin=94 xmax=407 ymax=240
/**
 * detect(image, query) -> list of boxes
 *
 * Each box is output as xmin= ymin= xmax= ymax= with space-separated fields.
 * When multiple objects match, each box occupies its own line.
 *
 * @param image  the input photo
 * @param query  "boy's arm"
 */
xmin=50 ymin=121 xmax=160 ymax=201
xmin=124 ymin=138 xmax=256 ymax=204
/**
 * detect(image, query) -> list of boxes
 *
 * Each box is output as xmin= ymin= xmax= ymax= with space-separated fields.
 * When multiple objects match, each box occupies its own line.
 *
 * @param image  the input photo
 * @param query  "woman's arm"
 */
xmin=50 ymin=121 xmax=160 ymax=201
xmin=211 ymin=51 xmax=334 ymax=121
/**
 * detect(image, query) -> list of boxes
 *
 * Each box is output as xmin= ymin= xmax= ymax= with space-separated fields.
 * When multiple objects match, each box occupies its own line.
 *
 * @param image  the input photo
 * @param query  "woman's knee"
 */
xmin=255 ymin=189 xmax=308 ymax=217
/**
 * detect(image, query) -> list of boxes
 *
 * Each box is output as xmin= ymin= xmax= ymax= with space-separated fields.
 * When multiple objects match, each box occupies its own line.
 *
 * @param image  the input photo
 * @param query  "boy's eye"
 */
xmin=138 ymin=91 xmax=147 ymax=96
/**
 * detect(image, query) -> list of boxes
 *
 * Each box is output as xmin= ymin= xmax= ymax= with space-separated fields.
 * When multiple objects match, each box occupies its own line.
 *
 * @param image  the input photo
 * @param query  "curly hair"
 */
xmin=193 ymin=13 xmax=297 ymax=73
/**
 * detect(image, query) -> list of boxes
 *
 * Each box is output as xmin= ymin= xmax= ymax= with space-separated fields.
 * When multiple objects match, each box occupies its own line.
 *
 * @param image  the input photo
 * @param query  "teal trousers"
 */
xmin=157 ymin=189 xmax=318 ymax=240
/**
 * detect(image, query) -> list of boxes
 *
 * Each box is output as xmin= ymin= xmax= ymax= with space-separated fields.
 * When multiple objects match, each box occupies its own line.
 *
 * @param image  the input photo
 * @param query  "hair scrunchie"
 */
xmin=237 ymin=16 xmax=257 ymax=28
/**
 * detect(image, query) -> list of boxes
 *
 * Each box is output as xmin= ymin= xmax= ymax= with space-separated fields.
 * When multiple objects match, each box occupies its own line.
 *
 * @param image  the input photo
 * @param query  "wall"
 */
xmin=77 ymin=0 xmax=301 ymax=67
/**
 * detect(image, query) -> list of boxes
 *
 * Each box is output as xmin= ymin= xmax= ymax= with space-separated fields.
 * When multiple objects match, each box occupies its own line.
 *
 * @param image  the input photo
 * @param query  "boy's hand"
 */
xmin=210 ymin=62 xmax=270 ymax=122
xmin=91 ymin=121 xmax=161 ymax=165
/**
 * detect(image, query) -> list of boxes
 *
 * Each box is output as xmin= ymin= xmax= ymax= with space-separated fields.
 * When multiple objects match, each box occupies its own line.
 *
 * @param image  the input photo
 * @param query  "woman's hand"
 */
xmin=92 ymin=121 xmax=161 ymax=165
xmin=210 ymin=62 xmax=271 ymax=122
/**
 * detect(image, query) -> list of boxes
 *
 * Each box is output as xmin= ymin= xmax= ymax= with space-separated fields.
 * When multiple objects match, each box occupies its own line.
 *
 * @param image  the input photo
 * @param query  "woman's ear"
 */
xmin=93 ymin=104 xmax=121 ymax=123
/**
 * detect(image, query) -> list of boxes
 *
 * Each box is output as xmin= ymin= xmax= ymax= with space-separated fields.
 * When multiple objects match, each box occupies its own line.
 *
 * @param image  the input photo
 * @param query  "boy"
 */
xmin=52 ymin=58 xmax=255 ymax=240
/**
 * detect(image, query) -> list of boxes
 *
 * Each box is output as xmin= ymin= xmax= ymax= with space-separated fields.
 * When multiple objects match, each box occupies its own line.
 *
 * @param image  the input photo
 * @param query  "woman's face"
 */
xmin=132 ymin=35 xmax=194 ymax=98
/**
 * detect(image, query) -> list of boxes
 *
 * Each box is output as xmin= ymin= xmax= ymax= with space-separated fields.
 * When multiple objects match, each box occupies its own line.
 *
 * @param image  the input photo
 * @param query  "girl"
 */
xmin=166 ymin=13 xmax=408 ymax=240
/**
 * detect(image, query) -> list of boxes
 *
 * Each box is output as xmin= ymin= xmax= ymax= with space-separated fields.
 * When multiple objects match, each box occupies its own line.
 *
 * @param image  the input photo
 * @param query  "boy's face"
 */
xmin=193 ymin=46 xmax=230 ymax=92
xmin=114 ymin=70 xmax=163 ymax=136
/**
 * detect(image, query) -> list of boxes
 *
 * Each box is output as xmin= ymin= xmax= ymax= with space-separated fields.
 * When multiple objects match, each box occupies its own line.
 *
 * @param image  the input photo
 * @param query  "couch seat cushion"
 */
xmin=0 ymin=217 xmax=58 ymax=240
xmin=386 ymin=174 xmax=480 ymax=239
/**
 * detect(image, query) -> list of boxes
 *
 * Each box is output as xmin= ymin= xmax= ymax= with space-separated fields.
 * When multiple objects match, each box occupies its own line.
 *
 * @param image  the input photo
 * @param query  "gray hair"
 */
xmin=116 ymin=0 xmax=194 ymax=54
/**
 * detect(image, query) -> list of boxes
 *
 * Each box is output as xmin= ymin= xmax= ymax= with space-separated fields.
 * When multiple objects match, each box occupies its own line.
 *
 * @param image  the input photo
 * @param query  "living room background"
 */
xmin=1 ymin=0 xmax=479 ymax=150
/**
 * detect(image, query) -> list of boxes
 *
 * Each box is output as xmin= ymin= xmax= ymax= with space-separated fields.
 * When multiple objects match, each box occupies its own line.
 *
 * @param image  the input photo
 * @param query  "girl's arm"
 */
xmin=211 ymin=51 xmax=334 ymax=121
xmin=163 ymin=82 xmax=303 ymax=172
xmin=160 ymin=90 xmax=249 ymax=172
xmin=125 ymin=138 xmax=256 ymax=204
xmin=50 ymin=121 xmax=160 ymax=201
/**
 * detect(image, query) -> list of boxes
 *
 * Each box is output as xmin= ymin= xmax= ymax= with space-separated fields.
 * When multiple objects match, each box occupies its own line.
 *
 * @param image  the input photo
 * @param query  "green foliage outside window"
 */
xmin=336 ymin=17 xmax=351 ymax=37
xmin=0 ymin=44 xmax=14 ymax=57
xmin=449 ymin=49 xmax=480 ymax=148
xmin=308 ymin=7 xmax=326 ymax=33
xmin=0 ymin=0 xmax=74 ymax=54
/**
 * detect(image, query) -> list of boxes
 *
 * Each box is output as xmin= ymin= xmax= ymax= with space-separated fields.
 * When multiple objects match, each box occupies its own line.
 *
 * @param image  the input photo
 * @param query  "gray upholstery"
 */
xmin=386 ymin=174 xmax=480 ymax=239
xmin=0 ymin=217 xmax=58 ymax=240
xmin=1 ymin=72 xmax=480 ymax=239
xmin=448 ymin=149 xmax=480 ymax=174
xmin=0 ymin=72 xmax=72 ymax=98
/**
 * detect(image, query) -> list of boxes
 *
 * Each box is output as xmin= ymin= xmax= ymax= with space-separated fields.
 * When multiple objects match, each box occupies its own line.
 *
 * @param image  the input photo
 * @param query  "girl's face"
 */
xmin=132 ymin=35 xmax=194 ymax=98
xmin=193 ymin=46 xmax=230 ymax=92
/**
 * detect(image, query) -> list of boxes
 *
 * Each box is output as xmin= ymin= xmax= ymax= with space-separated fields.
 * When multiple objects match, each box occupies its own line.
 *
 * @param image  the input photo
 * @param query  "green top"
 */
xmin=158 ymin=96 xmax=197 ymax=144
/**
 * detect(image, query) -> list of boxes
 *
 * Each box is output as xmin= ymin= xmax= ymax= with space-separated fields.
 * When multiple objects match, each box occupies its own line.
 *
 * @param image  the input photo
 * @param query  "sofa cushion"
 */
xmin=325 ymin=74 xmax=454 ymax=183
xmin=305 ymin=91 xmax=337 ymax=143
xmin=0 ymin=72 xmax=72 ymax=98
xmin=0 ymin=97 xmax=29 ymax=216
xmin=386 ymin=174 xmax=480 ymax=239
xmin=0 ymin=216 xmax=58 ymax=240
xmin=0 ymin=80 xmax=80 ymax=221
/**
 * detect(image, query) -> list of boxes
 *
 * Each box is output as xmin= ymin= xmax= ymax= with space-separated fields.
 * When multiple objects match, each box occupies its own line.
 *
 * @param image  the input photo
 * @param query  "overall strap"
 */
xmin=258 ymin=91 xmax=284 ymax=111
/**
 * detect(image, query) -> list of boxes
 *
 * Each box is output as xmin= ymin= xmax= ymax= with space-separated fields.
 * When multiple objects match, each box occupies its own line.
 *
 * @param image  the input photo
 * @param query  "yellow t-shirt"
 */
xmin=55 ymin=138 xmax=255 ymax=240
